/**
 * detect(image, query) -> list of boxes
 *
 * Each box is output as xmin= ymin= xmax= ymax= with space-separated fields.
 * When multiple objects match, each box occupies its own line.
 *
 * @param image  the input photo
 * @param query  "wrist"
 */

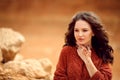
xmin=84 ymin=57 xmax=92 ymax=64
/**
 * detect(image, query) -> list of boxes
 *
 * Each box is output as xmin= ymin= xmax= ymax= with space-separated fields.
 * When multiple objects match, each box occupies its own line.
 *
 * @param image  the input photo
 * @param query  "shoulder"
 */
xmin=60 ymin=46 xmax=75 ymax=57
xmin=62 ymin=46 xmax=76 ymax=52
xmin=60 ymin=46 xmax=76 ymax=55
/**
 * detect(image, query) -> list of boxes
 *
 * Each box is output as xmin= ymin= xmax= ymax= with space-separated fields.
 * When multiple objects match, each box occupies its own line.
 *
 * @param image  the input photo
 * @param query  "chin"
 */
xmin=79 ymin=43 xmax=89 ymax=46
xmin=78 ymin=43 xmax=86 ymax=46
xmin=77 ymin=40 xmax=90 ymax=45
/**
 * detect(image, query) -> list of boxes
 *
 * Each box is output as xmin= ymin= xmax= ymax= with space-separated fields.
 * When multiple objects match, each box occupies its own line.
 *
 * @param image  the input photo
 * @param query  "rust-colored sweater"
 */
xmin=54 ymin=46 xmax=112 ymax=80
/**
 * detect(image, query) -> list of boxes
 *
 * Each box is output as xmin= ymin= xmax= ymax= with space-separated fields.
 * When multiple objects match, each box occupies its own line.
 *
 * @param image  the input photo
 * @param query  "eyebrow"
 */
xmin=74 ymin=27 xmax=89 ymax=29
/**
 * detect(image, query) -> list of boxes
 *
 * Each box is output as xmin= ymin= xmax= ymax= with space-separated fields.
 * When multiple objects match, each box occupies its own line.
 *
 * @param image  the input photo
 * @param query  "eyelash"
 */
xmin=83 ymin=29 xmax=88 ymax=32
xmin=74 ymin=29 xmax=79 ymax=32
xmin=74 ymin=29 xmax=88 ymax=32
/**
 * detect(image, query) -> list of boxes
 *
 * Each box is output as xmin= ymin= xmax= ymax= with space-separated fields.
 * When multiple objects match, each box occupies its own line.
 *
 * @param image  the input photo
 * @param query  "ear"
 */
xmin=92 ymin=33 xmax=94 ymax=36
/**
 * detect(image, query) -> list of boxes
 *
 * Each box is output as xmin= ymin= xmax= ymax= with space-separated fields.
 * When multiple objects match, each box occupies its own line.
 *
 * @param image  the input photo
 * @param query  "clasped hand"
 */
xmin=77 ymin=43 xmax=92 ymax=63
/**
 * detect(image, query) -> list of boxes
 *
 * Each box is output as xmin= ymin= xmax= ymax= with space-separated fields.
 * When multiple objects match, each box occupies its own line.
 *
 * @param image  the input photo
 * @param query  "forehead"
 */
xmin=75 ymin=20 xmax=91 ymax=29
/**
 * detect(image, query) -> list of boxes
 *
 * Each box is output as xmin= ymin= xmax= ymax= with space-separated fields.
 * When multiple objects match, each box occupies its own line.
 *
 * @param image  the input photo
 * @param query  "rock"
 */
xmin=0 ymin=28 xmax=25 ymax=63
xmin=0 ymin=58 xmax=52 ymax=80
xmin=0 ymin=28 xmax=53 ymax=80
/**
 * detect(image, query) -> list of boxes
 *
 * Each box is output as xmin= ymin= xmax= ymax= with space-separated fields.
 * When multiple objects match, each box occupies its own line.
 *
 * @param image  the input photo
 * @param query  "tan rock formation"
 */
xmin=0 ymin=28 xmax=25 ymax=63
xmin=0 ymin=28 xmax=53 ymax=80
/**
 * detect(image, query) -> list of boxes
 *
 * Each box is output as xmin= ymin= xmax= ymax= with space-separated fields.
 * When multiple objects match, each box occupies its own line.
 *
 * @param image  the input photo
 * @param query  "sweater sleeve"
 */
xmin=90 ymin=63 xmax=112 ymax=80
xmin=54 ymin=47 xmax=68 ymax=80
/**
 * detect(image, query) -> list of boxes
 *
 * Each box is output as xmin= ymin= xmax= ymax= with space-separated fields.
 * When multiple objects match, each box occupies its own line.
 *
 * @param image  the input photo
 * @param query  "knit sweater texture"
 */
xmin=54 ymin=46 xmax=112 ymax=80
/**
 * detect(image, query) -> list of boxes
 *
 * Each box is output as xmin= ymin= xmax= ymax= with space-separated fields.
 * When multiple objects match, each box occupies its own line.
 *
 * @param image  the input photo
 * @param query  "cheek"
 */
xmin=86 ymin=33 xmax=93 ymax=39
xmin=83 ymin=31 xmax=91 ymax=37
xmin=74 ymin=32 xmax=78 ymax=39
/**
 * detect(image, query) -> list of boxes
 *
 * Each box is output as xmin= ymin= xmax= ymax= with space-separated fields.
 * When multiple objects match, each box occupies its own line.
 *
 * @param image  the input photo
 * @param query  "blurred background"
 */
xmin=0 ymin=0 xmax=119 ymax=79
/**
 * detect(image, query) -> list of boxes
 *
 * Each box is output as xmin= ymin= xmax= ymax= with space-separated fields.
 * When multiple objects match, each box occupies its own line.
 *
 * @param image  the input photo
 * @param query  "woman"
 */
xmin=54 ymin=11 xmax=114 ymax=80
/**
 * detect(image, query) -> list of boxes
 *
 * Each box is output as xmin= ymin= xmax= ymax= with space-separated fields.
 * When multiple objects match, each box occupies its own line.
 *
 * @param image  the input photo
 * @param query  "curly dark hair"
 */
xmin=64 ymin=11 xmax=114 ymax=64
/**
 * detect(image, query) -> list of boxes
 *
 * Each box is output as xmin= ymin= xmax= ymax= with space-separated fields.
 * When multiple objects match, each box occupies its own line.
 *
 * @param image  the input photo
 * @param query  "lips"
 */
xmin=78 ymin=38 xmax=84 ymax=42
xmin=78 ymin=37 xmax=84 ymax=40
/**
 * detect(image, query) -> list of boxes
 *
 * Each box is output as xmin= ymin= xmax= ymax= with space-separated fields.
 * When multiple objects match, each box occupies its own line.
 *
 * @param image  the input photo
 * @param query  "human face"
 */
xmin=74 ymin=20 xmax=94 ymax=47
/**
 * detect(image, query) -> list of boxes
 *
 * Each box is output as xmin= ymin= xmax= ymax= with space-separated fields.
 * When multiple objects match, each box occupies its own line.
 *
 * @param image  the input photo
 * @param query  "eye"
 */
xmin=83 ymin=29 xmax=88 ymax=32
xmin=74 ymin=29 xmax=79 ymax=32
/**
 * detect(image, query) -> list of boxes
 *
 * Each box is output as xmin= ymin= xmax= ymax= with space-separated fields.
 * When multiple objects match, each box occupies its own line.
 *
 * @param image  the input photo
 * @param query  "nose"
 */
xmin=78 ymin=31 xmax=83 ymax=36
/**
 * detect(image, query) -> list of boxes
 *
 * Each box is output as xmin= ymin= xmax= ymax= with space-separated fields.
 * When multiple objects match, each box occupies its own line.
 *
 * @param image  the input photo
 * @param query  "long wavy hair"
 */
xmin=64 ymin=11 xmax=114 ymax=64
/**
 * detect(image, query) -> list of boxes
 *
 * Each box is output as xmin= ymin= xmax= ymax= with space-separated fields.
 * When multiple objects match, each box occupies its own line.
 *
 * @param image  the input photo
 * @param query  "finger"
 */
xmin=87 ymin=46 xmax=91 ymax=53
xmin=77 ymin=44 xmax=83 ymax=50
xmin=81 ymin=45 xmax=87 ymax=51
xmin=81 ymin=46 xmax=90 ymax=55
